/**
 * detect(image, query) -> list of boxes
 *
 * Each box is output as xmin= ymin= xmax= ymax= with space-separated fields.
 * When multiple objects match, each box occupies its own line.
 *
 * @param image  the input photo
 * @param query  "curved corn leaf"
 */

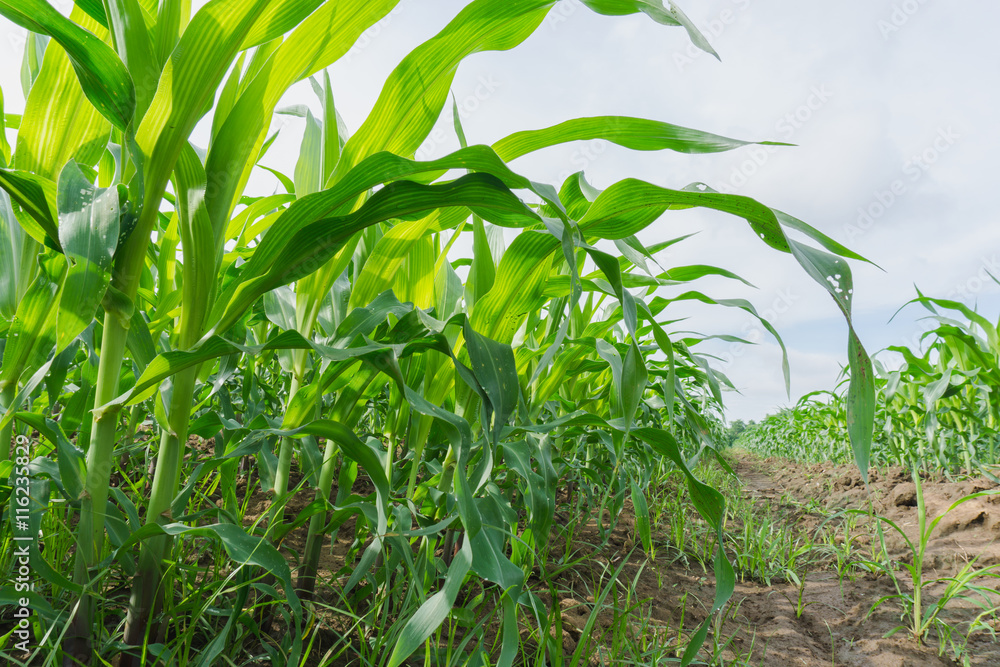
xmin=240 ymin=0 xmax=326 ymax=49
xmin=0 ymin=254 xmax=63 ymax=390
xmin=16 ymin=412 xmax=86 ymax=501
xmin=0 ymin=0 xmax=135 ymax=130
xmin=0 ymin=86 xmax=10 ymax=166
xmin=0 ymin=168 xmax=59 ymax=250
xmin=210 ymin=172 xmax=541 ymax=334
xmin=494 ymin=116 xmax=785 ymax=162
xmin=0 ymin=190 xmax=21 ymax=321
xmin=333 ymin=0 xmax=556 ymax=178
xmin=386 ymin=538 xmax=473 ymax=667
xmin=205 ymin=0 xmax=399 ymax=231
xmin=578 ymin=0 xmax=718 ymax=59
xmin=103 ymin=0 xmax=157 ymax=120
xmin=14 ymin=7 xmax=112 ymax=180
xmin=122 ymin=0 xmax=273 ymax=297
xmin=111 ymin=522 xmax=301 ymax=618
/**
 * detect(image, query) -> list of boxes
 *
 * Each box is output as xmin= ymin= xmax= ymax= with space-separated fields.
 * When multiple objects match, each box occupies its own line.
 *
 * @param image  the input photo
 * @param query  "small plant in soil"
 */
xmin=861 ymin=464 xmax=1000 ymax=647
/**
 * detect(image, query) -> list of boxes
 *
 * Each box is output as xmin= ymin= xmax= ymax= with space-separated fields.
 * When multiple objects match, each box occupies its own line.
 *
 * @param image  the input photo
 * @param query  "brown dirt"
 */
xmin=512 ymin=454 xmax=1000 ymax=666
xmin=768 ymin=458 xmax=1000 ymax=574
xmin=664 ymin=455 xmax=999 ymax=666
xmin=206 ymin=450 xmax=1000 ymax=665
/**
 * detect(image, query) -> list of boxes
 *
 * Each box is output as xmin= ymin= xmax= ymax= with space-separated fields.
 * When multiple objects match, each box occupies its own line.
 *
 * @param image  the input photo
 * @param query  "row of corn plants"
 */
xmin=0 ymin=1 xmax=876 ymax=665
xmin=737 ymin=290 xmax=1000 ymax=474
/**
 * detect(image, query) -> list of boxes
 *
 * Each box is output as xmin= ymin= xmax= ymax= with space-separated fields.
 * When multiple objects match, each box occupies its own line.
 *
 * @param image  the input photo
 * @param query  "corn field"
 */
xmin=0 ymin=2 xmax=877 ymax=665
xmin=737 ymin=291 xmax=1000 ymax=476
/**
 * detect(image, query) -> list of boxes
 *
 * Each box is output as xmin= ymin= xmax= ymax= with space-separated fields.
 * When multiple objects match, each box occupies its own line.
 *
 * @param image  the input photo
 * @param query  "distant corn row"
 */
xmin=736 ymin=293 xmax=1000 ymax=474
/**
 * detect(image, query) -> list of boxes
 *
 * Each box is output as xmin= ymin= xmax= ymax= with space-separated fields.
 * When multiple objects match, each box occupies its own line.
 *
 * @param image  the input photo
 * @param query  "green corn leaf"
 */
xmin=19 ymin=32 xmax=47 ymax=99
xmin=112 ymin=522 xmax=301 ymax=619
xmin=211 ymin=173 xmax=541 ymax=334
xmin=293 ymin=109 xmax=323 ymax=201
xmin=172 ymin=143 xmax=217 ymax=343
xmin=386 ymin=537 xmax=473 ymax=667
xmin=903 ymin=292 xmax=998 ymax=351
xmin=14 ymin=8 xmax=112 ymax=180
xmin=72 ymin=0 xmax=109 ymax=27
xmin=503 ymin=438 xmax=555 ymax=551
xmin=0 ymin=190 xmax=23 ymax=320
xmin=150 ymin=0 xmax=184 ymax=67
xmin=333 ymin=0 xmax=556 ymax=180
xmin=103 ymin=0 xmax=157 ymax=120
xmin=785 ymin=239 xmax=874 ymax=481
xmin=630 ymin=480 xmax=653 ymax=556
xmin=0 ymin=86 xmax=10 ymax=166
xmin=0 ymin=589 xmax=58 ymax=625
xmin=319 ymin=71 xmax=347 ymax=186
xmin=9 ymin=476 xmax=83 ymax=594
xmin=99 ymin=330 xmax=385 ymax=412
xmin=633 ymin=425 xmax=734 ymax=667
xmin=241 ymin=0 xmax=325 ymax=48
xmin=218 ymin=146 xmax=561 ymax=321
xmin=56 ymin=160 xmax=119 ymax=351
xmin=0 ymin=169 xmax=60 ymax=251
xmin=463 ymin=320 xmax=519 ymax=443
xmin=577 ymin=0 xmax=718 ymax=59
xmin=469 ymin=496 xmax=525 ymax=591
xmin=204 ymin=0 xmax=398 ymax=233
xmin=349 ymin=212 xmax=449 ymax=310
xmin=653 ymin=291 xmax=789 ymax=394
xmin=0 ymin=254 xmax=64 ymax=390
xmin=121 ymin=0 xmax=274 ymax=300
xmin=0 ymin=0 xmax=135 ymax=131
xmin=468 ymin=216 xmax=496 ymax=305
xmin=659 ymin=264 xmax=755 ymax=287
xmin=102 ymin=291 xmax=414 ymax=412
xmin=16 ymin=412 xmax=86 ymax=501
xmin=494 ymin=115 xmax=782 ymax=162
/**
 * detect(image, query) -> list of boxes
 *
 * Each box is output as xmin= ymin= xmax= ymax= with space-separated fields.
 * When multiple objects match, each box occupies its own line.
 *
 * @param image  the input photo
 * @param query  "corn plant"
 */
xmin=0 ymin=2 xmax=878 ymax=665
xmin=739 ymin=288 xmax=1000 ymax=474
xmin=861 ymin=467 xmax=1000 ymax=645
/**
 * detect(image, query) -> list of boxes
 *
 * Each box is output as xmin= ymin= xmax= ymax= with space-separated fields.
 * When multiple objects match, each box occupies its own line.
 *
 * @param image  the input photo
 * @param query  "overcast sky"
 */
xmin=3 ymin=1 xmax=998 ymax=422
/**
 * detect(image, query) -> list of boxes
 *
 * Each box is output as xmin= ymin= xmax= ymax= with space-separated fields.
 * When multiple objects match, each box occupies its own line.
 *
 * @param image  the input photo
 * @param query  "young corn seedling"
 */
xmin=863 ymin=465 xmax=1000 ymax=644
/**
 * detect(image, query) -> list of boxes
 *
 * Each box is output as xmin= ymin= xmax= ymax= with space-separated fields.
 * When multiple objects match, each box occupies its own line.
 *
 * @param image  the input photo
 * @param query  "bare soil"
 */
xmin=544 ymin=454 xmax=1000 ymax=666
xmin=716 ymin=454 xmax=1000 ymax=666
xmin=240 ymin=451 xmax=1000 ymax=665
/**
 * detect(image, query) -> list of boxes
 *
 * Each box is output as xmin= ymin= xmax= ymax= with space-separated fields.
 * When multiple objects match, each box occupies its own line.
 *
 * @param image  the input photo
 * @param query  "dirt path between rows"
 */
xmin=542 ymin=454 xmax=1000 ymax=666
xmin=245 ymin=450 xmax=1000 ymax=665
xmin=709 ymin=455 xmax=1000 ymax=666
